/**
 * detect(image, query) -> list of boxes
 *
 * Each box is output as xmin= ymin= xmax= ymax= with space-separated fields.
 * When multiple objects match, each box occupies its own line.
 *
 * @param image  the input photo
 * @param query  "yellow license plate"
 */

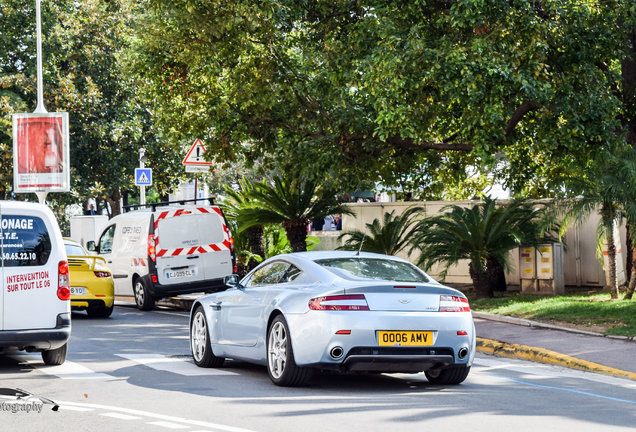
xmin=377 ymin=331 xmax=433 ymax=346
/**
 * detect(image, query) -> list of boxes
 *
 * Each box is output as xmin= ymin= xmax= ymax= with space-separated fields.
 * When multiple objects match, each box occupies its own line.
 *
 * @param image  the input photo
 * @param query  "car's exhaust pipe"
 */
xmin=458 ymin=347 xmax=468 ymax=360
xmin=330 ymin=346 xmax=344 ymax=359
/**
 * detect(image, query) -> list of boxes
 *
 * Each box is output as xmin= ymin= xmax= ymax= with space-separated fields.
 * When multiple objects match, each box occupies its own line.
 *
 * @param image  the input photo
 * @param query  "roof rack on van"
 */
xmin=123 ymin=198 xmax=215 ymax=213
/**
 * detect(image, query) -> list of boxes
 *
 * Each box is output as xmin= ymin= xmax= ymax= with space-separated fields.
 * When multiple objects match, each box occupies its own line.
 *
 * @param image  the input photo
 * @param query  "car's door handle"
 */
xmin=187 ymin=255 xmax=199 ymax=259
xmin=209 ymin=302 xmax=222 ymax=310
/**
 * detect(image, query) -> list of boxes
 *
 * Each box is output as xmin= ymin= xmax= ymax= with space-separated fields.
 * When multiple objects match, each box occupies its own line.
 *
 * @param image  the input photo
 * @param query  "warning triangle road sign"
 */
xmin=183 ymin=138 xmax=213 ymax=165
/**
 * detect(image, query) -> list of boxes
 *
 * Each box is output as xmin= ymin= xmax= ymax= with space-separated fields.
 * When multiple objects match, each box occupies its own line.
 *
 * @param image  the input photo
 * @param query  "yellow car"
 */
xmin=64 ymin=239 xmax=115 ymax=318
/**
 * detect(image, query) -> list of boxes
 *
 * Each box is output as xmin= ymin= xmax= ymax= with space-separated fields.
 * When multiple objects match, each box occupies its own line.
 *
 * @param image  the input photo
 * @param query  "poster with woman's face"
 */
xmin=12 ymin=112 xmax=70 ymax=192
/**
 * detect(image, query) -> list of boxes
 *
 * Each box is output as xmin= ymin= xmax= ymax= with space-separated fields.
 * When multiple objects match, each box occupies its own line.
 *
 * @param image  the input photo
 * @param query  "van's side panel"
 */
xmin=2 ymin=205 xmax=68 ymax=330
xmin=98 ymin=213 xmax=151 ymax=296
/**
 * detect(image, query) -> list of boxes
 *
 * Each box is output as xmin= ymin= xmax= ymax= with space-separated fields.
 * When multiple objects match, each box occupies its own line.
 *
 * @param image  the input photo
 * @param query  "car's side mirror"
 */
xmin=224 ymin=274 xmax=242 ymax=289
xmin=86 ymin=241 xmax=97 ymax=252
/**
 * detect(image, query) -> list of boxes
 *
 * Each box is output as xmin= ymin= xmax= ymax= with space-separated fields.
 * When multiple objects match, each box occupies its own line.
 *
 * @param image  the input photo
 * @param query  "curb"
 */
xmin=472 ymin=311 xmax=635 ymax=341
xmin=476 ymin=337 xmax=636 ymax=381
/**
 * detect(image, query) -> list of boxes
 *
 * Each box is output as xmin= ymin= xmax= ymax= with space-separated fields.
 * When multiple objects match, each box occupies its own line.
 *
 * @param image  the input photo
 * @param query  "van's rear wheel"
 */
xmin=134 ymin=278 xmax=155 ymax=311
xmin=42 ymin=343 xmax=67 ymax=365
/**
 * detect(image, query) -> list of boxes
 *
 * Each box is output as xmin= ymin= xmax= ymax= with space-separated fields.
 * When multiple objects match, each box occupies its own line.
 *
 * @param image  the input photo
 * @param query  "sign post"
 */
xmin=136 ymin=148 xmax=151 ymax=205
xmin=182 ymin=139 xmax=212 ymax=202
xmin=12 ymin=0 xmax=70 ymax=202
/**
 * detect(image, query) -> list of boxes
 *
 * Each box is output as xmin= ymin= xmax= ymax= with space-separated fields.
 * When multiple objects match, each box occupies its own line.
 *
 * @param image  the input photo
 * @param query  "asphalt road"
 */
xmin=0 ymin=305 xmax=634 ymax=432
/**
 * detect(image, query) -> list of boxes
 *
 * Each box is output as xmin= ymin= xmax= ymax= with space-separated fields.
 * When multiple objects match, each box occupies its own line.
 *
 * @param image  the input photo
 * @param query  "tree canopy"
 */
xmin=131 ymin=0 xmax=634 ymax=196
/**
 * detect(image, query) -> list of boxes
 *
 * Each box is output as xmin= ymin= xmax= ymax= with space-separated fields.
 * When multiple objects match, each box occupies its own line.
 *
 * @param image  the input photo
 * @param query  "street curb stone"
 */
xmin=476 ymin=337 xmax=636 ymax=381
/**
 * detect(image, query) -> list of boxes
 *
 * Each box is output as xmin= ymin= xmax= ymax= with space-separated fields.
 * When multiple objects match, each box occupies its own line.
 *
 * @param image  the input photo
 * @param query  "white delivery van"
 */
xmin=0 ymin=200 xmax=71 ymax=365
xmin=88 ymin=199 xmax=236 ymax=310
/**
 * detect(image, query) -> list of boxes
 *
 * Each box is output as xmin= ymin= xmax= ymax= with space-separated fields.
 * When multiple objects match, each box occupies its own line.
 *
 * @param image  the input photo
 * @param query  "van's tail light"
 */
xmin=148 ymin=235 xmax=156 ymax=262
xmin=93 ymin=271 xmax=111 ymax=278
xmin=439 ymin=295 xmax=471 ymax=312
xmin=308 ymin=294 xmax=369 ymax=311
xmin=57 ymin=261 xmax=70 ymax=300
xmin=229 ymin=236 xmax=234 ymax=253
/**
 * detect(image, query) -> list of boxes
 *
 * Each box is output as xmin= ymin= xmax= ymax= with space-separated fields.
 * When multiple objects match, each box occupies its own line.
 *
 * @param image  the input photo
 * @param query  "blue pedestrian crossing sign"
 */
xmin=135 ymin=168 xmax=152 ymax=186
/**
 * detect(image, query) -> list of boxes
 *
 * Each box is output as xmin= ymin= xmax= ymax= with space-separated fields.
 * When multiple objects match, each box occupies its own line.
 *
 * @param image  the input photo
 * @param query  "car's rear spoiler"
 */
xmin=67 ymin=255 xmax=108 ymax=270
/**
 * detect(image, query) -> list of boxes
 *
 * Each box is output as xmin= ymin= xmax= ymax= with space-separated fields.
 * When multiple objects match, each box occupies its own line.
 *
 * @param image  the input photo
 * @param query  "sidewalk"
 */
xmin=474 ymin=311 xmax=636 ymax=380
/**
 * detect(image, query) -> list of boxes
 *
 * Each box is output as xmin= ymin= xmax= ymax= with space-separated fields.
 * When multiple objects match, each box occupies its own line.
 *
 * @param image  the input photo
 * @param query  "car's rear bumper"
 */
xmin=0 ymin=313 xmax=71 ymax=352
xmin=146 ymin=275 xmax=228 ymax=298
xmin=286 ymin=310 xmax=476 ymax=372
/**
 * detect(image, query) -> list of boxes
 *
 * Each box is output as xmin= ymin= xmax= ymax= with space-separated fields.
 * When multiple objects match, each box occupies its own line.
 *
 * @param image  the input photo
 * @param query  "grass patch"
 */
xmin=470 ymin=293 xmax=636 ymax=337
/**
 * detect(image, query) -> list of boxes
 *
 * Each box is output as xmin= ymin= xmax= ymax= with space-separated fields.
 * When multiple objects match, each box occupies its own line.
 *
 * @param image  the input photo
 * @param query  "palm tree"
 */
xmin=337 ymin=207 xmax=423 ymax=255
xmin=557 ymin=148 xmax=636 ymax=300
xmin=221 ymin=179 xmax=265 ymax=273
xmin=411 ymin=197 xmax=557 ymax=299
xmin=238 ymin=173 xmax=352 ymax=252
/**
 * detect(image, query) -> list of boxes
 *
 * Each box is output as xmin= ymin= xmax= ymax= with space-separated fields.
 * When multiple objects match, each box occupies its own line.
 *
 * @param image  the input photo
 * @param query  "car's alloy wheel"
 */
xmin=190 ymin=306 xmax=224 ymax=368
xmin=134 ymin=278 xmax=155 ymax=311
xmin=266 ymin=315 xmax=312 ymax=386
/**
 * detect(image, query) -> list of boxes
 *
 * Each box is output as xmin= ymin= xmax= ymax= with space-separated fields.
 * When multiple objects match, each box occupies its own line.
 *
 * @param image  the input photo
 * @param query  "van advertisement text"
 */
xmin=5 ymin=271 xmax=51 ymax=293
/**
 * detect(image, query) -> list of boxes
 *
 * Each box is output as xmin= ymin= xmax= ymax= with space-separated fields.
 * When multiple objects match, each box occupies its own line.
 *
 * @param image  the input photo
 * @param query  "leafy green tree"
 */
xmin=237 ymin=173 xmax=352 ymax=252
xmin=0 ymin=1 xmax=183 ymax=213
xmin=338 ymin=207 xmax=423 ymax=255
xmin=557 ymin=147 xmax=636 ymax=300
xmin=129 ymin=1 xmax=630 ymax=196
xmin=412 ymin=198 xmax=557 ymax=298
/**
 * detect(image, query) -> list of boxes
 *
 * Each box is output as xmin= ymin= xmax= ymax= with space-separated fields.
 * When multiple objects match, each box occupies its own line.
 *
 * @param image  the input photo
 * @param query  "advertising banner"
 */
xmin=12 ymin=112 xmax=70 ymax=192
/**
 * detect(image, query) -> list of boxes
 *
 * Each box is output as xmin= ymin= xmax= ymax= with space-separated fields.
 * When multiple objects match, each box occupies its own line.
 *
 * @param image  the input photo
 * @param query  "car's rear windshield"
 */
xmin=315 ymin=258 xmax=430 ymax=283
xmin=1 ymin=215 xmax=52 ymax=267
xmin=65 ymin=243 xmax=85 ymax=256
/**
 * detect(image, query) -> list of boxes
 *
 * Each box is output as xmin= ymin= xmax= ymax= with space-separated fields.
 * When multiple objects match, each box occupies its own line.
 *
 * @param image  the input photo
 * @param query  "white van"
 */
xmin=0 ymin=200 xmax=71 ymax=365
xmin=88 ymin=200 xmax=236 ymax=310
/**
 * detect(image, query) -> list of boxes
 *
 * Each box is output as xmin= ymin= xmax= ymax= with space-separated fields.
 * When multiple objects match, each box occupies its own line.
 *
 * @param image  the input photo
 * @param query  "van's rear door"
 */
xmin=0 ymin=201 xmax=4 ymax=331
xmin=155 ymin=207 xmax=232 ymax=286
xmin=2 ymin=206 xmax=63 ymax=330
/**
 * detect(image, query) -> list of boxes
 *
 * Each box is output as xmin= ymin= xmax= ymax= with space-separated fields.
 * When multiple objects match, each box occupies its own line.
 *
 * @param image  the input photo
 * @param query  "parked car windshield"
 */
xmin=315 ymin=258 xmax=430 ymax=283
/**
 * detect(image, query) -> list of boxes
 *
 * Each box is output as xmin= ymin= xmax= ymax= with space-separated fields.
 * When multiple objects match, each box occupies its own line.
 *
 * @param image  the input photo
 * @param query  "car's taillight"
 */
xmin=439 ymin=295 xmax=471 ymax=312
xmin=57 ymin=260 xmax=70 ymax=300
xmin=93 ymin=271 xmax=111 ymax=278
xmin=148 ymin=235 xmax=156 ymax=262
xmin=308 ymin=294 xmax=369 ymax=311
xmin=229 ymin=236 xmax=234 ymax=253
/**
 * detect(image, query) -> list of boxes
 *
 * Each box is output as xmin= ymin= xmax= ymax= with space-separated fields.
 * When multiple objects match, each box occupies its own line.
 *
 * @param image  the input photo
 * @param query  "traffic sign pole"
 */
xmin=139 ymin=148 xmax=146 ymax=205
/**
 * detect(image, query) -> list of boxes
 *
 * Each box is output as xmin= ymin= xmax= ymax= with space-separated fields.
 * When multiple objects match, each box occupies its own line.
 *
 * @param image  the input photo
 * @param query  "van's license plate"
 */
xmin=377 ymin=331 xmax=433 ymax=346
xmin=166 ymin=269 xmax=196 ymax=279
xmin=70 ymin=287 xmax=86 ymax=296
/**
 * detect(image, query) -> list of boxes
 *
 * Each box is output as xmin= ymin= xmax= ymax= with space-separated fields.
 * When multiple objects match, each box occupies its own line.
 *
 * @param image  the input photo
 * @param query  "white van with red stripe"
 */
xmin=0 ymin=200 xmax=71 ymax=365
xmin=88 ymin=200 xmax=235 ymax=310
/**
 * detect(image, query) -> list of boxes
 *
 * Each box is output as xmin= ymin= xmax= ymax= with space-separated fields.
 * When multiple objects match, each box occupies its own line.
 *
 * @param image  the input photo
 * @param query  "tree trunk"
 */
xmin=283 ymin=219 xmax=308 ymax=252
xmin=488 ymin=257 xmax=507 ymax=292
xmin=604 ymin=216 xmax=619 ymax=299
xmin=625 ymin=247 xmax=636 ymax=300
xmin=247 ymin=225 xmax=264 ymax=270
xmin=626 ymin=223 xmax=632 ymax=285
xmin=469 ymin=262 xmax=493 ymax=299
xmin=105 ymin=189 xmax=122 ymax=218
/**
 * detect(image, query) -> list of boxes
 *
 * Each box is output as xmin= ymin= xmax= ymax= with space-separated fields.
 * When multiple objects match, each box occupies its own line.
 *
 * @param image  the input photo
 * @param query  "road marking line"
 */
xmin=148 ymin=421 xmax=191 ymax=429
xmin=58 ymin=405 xmax=94 ymax=412
xmin=101 ymin=412 xmax=142 ymax=420
xmin=491 ymin=375 xmax=636 ymax=404
xmin=60 ymin=400 xmax=257 ymax=432
xmin=116 ymin=353 xmax=237 ymax=376
xmin=15 ymin=355 xmax=112 ymax=380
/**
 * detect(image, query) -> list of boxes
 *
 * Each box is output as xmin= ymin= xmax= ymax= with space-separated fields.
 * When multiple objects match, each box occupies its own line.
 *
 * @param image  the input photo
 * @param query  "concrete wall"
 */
xmin=311 ymin=201 xmax=619 ymax=288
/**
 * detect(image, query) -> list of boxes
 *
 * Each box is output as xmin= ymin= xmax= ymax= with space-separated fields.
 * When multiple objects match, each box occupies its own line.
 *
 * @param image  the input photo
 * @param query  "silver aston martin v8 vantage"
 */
xmin=189 ymin=251 xmax=475 ymax=386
